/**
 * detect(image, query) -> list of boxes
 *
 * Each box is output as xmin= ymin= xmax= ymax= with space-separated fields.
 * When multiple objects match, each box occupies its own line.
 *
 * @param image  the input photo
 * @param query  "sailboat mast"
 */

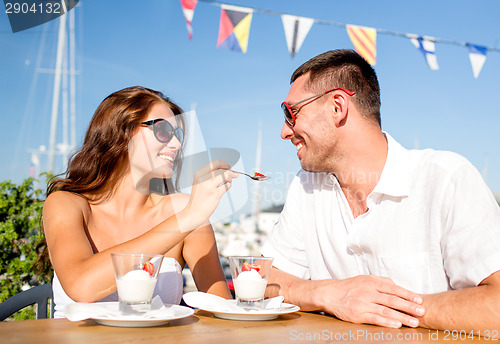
xmin=253 ymin=122 xmax=262 ymax=230
xmin=69 ymin=4 xmax=77 ymax=149
xmin=47 ymin=13 xmax=67 ymax=172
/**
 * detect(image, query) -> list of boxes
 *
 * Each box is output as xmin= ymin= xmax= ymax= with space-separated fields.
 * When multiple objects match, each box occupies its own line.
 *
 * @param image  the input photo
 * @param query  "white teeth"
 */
xmin=296 ymin=143 xmax=303 ymax=151
xmin=159 ymin=154 xmax=174 ymax=162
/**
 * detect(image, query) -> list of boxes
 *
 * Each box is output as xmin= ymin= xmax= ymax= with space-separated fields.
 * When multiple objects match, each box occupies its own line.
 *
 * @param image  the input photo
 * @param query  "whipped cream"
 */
xmin=233 ymin=269 xmax=267 ymax=301
xmin=116 ymin=269 xmax=157 ymax=303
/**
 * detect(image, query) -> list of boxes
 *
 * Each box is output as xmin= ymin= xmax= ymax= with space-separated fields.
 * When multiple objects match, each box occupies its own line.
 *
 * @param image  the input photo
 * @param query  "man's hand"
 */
xmin=267 ymin=269 xmax=425 ymax=329
xmin=317 ymin=275 xmax=425 ymax=328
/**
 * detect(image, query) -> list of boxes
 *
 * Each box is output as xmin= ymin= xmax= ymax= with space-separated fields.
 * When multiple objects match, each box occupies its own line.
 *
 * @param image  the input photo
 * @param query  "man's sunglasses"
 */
xmin=141 ymin=118 xmax=184 ymax=144
xmin=281 ymin=87 xmax=356 ymax=128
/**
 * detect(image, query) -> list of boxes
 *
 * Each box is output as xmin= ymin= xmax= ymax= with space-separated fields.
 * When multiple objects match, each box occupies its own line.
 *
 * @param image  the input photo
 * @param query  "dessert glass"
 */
xmin=228 ymin=256 xmax=273 ymax=309
xmin=111 ymin=253 xmax=163 ymax=314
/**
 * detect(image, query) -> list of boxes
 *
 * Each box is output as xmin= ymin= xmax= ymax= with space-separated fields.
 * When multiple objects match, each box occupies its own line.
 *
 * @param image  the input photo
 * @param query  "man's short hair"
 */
xmin=291 ymin=49 xmax=381 ymax=127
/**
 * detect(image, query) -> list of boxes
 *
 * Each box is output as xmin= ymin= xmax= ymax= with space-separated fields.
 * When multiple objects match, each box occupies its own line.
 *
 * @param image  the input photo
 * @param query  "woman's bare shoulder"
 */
xmin=45 ymin=190 xmax=88 ymax=204
xmin=43 ymin=191 xmax=90 ymax=218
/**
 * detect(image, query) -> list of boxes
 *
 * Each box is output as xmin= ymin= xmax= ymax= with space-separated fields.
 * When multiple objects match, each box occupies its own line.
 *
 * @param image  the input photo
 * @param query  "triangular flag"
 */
xmin=180 ymin=0 xmax=197 ymax=40
xmin=281 ymin=15 xmax=314 ymax=58
xmin=346 ymin=25 xmax=377 ymax=65
xmin=217 ymin=5 xmax=253 ymax=53
xmin=410 ymin=36 xmax=439 ymax=70
xmin=468 ymin=44 xmax=487 ymax=79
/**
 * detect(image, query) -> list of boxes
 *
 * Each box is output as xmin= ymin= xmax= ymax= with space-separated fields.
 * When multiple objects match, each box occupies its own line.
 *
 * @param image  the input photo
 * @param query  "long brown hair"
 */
xmin=38 ymin=87 xmax=185 ymax=271
xmin=47 ymin=86 xmax=185 ymax=200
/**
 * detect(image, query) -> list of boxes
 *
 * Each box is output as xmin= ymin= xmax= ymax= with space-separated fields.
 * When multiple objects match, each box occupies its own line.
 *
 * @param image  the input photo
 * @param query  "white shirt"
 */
xmin=53 ymin=257 xmax=184 ymax=318
xmin=261 ymin=134 xmax=500 ymax=294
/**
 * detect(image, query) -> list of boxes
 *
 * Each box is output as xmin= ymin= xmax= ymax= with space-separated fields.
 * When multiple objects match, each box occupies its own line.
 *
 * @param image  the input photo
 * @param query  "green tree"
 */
xmin=0 ymin=176 xmax=52 ymax=320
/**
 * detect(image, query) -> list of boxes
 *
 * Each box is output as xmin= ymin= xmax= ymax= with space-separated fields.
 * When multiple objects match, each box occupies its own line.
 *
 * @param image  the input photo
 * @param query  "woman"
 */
xmin=42 ymin=86 xmax=236 ymax=317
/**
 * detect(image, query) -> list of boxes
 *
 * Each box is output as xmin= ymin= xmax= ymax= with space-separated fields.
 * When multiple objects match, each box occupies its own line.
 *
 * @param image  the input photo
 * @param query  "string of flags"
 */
xmin=179 ymin=0 xmax=499 ymax=79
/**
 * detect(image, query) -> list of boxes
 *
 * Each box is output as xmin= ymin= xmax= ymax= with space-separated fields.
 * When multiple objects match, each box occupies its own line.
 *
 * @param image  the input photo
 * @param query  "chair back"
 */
xmin=0 ymin=284 xmax=54 ymax=320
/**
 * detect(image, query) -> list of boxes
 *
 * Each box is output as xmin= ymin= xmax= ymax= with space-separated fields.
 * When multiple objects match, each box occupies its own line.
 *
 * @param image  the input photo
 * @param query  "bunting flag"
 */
xmin=410 ymin=36 xmax=439 ymax=70
xmin=346 ymin=25 xmax=377 ymax=65
xmin=176 ymin=1 xmax=498 ymax=78
xmin=468 ymin=44 xmax=487 ymax=79
xmin=180 ymin=0 xmax=198 ymax=40
xmin=281 ymin=15 xmax=314 ymax=58
xmin=217 ymin=5 xmax=253 ymax=53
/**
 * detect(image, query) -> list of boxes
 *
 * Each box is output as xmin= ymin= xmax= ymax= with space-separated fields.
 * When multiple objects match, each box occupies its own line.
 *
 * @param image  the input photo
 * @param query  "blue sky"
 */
xmin=1 ymin=0 xmax=499 ymax=215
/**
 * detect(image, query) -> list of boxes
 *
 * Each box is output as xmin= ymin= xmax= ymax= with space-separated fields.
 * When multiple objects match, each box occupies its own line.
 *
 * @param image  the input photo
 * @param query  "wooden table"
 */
xmin=0 ymin=310 xmax=495 ymax=344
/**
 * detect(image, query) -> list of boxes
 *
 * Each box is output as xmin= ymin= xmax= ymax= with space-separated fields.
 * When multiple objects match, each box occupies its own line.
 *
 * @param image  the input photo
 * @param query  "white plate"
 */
xmin=197 ymin=300 xmax=300 ymax=321
xmin=89 ymin=302 xmax=194 ymax=327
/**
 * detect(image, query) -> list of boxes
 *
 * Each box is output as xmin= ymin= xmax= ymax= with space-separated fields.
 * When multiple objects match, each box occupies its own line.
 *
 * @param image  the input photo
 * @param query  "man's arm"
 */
xmin=419 ymin=270 xmax=500 ymax=337
xmin=265 ymin=267 xmax=425 ymax=328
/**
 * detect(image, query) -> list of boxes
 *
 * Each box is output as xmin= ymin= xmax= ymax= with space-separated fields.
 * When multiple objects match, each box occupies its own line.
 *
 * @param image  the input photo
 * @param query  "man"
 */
xmin=261 ymin=49 xmax=500 ymax=332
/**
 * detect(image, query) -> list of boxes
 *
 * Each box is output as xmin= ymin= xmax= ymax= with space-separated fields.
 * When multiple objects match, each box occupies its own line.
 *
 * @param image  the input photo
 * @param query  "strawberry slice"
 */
xmin=253 ymin=172 xmax=265 ymax=177
xmin=142 ymin=261 xmax=155 ymax=276
xmin=242 ymin=262 xmax=261 ymax=272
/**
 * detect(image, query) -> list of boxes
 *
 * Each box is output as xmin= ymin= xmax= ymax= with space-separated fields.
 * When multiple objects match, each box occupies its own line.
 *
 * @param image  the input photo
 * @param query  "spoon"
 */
xmin=229 ymin=170 xmax=270 ymax=181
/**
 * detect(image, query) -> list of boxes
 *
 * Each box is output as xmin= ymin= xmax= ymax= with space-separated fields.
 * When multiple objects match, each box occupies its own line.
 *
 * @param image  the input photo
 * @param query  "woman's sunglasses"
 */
xmin=281 ymin=87 xmax=356 ymax=128
xmin=141 ymin=118 xmax=184 ymax=144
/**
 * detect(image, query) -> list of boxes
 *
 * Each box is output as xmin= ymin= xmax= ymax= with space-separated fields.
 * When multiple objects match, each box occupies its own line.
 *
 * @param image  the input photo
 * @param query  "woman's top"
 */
xmin=52 ymin=257 xmax=184 ymax=318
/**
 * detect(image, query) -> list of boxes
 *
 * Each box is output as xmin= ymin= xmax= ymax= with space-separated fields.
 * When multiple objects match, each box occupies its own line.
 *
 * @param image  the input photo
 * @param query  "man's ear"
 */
xmin=331 ymin=92 xmax=349 ymax=127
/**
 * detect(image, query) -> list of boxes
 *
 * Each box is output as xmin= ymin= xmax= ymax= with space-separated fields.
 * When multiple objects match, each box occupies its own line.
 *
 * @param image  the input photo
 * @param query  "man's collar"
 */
xmin=321 ymin=132 xmax=410 ymax=198
xmin=371 ymin=132 xmax=410 ymax=197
